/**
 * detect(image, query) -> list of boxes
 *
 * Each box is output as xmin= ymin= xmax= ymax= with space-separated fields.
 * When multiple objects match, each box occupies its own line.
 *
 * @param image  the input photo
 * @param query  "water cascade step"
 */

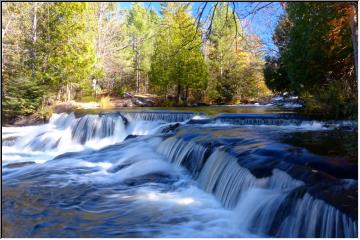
xmin=2 ymin=111 xmax=357 ymax=238
xmin=154 ymin=122 xmax=357 ymax=237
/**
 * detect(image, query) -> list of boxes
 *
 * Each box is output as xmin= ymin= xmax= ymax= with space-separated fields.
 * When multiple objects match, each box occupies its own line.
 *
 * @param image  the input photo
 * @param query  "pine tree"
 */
xmin=150 ymin=3 xmax=208 ymax=104
xmin=206 ymin=3 xmax=268 ymax=103
xmin=126 ymin=3 xmax=159 ymax=94
xmin=43 ymin=3 xmax=97 ymax=101
xmin=266 ymin=2 xmax=357 ymax=117
xmin=2 ymin=2 xmax=44 ymax=120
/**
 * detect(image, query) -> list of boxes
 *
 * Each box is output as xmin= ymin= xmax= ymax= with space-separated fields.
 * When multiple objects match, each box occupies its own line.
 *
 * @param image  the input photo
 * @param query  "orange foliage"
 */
xmin=327 ymin=3 xmax=356 ymax=52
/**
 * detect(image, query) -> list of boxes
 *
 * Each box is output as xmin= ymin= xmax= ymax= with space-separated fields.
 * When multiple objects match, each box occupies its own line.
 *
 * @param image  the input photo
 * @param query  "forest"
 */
xmin=2 ymin=2 xmax=358 ymax=122
xmin=264 ymin=2 xmax=357 ymax=118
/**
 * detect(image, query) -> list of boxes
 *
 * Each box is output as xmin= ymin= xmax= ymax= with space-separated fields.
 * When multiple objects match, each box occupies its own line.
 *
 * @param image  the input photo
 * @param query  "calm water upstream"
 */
xmin=2 ymin=105 xmax=358 ymax=237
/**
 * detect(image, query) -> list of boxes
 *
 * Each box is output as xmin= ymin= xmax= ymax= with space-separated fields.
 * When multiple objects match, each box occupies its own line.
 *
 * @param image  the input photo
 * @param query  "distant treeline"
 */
xmin=3 ymin=2 xmax=357 ymax=121
xmin=264 ymin=2 xmax=357 ymax=118
xmin=2 ymin=2 xmax=268 ymax=121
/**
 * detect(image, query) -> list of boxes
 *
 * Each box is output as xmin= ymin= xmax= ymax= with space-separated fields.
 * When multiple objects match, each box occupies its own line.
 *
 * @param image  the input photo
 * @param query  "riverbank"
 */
xmin=4 ymin=93 xmax=353 ymax=127
xmin=0 ymin=93 xmax=245 ymax=125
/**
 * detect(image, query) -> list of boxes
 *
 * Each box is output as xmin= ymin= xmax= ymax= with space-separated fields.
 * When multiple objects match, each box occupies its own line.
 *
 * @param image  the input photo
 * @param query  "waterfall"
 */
xmin=197 ymin=150 xmax=303 ymax=207
xmin=157 ymin=137 xmax=211 ymax=178
xmin=70 ymin=114 xmax=126 ymax=144
xmin=234 ymin=189 xmax=357 ymax=237
xmin=2 ymin=111 xmax=357 ymax=238
xmin=188 ymin=113 xmax=357 ymax=130
xmin=188 ymin=113 xmax=305 ymax=126
xmin=8 ymin=111 xmax=199 ymax=152
xmin=154 ymin=134 xmax=357 ymax=238
xmin=215 ymin=113 xmax=305 ymax=126
xmin=11 ymin=113 xmax=128 ymax=151
xmin=122 ymin=111 xmax=199 ymax=122
xmin=201 ymin=149 xmax=356 ymax=237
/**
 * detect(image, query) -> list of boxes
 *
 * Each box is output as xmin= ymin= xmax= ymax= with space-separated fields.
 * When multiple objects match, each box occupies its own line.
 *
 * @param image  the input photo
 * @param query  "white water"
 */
xmin=2 ymin=113 xmax=166 ymax=165
xmin=2 ymin=112 xmax=357 ymax=237
xmin=2 ymin=113 xmax=253 ymax=237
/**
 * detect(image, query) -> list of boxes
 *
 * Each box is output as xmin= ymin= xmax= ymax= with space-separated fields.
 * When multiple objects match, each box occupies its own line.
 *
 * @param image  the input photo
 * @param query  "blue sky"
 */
xmin=118 ymin=2 xmax=284 ymax=55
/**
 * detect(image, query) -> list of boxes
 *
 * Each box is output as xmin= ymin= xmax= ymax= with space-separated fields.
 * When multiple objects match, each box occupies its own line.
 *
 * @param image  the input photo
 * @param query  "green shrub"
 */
xmin=115 ymin=85 xmax=128 ymax=97
xmin=3 ymin=79 xmax=43 ymax=122
xmin=301 ymin=81 xmax=357 ymax=119
xmin=233 ymin=99 xmax=241 ymax=105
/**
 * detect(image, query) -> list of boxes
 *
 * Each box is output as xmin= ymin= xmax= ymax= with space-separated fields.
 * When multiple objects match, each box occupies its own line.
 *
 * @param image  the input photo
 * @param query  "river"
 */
xmin=2 ymin=104 xmax=358 ymax=237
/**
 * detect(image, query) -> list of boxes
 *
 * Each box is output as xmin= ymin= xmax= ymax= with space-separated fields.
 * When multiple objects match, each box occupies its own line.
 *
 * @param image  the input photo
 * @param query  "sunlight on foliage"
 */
xmin=99 ymin=96 xmax=113 ymax=109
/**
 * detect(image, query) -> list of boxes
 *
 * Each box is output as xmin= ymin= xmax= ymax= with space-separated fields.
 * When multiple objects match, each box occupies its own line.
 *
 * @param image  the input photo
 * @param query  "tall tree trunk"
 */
xmin=220 ymin=51 xmax=223 ymax=81
xmin=136 ymin=58 xmax=140 ymax=93
xmin=185 ymin=87 xmax=189 ymax=104
xmin=145 ymin=74 xmax=149 ymax=93
xmin=350 ymin=4 xmax=358 ymax=83
xmin=176 ymin=84 xmax=181 ymax=105
xmin=2 ymin=13 xmax=14 ymax=83
xmin=66 ymin=83 xmax=72 ymax=102
xmin=31 ymin=3 xmax=38 ymax=82
xmin=1 ymin=12 xmax=14 ymax=99
xmin=135 ymin=48 xmax=140 ymax=94
xmin=133 ymin=37 xmax=140 ymax=94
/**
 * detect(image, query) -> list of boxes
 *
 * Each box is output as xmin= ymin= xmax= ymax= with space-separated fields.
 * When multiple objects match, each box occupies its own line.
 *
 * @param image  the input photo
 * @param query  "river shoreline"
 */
xmin=3 ymin=93 xmax=357 ymax=127
xmin=4 ymin=105 xmax=356 ymax=128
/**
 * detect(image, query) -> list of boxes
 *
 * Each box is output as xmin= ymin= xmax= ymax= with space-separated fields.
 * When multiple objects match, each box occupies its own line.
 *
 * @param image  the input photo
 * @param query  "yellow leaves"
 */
xmin=327 ymin=3 xmax=354 ymax=53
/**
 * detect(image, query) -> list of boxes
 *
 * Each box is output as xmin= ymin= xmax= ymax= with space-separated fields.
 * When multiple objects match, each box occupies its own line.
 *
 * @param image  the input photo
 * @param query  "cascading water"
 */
xmin=2 ymin=110 xmax=358 ymax=237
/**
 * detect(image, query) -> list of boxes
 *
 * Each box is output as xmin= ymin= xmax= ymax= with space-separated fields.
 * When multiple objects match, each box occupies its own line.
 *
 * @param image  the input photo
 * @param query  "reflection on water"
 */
xmin=279 ymin=130 xmax=358 ymax=163
xmin=74 ymin=104 xmax=293 ymax=116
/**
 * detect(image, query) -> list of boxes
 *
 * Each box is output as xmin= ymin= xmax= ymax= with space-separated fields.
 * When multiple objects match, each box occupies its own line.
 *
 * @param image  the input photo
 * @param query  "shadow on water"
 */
xmin=279 ymin=130 xmax=358 ymax=163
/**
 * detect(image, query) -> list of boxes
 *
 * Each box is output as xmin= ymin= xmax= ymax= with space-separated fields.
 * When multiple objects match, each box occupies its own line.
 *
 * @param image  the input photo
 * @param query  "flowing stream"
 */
xmin=2 ymin=107 xmax=358 ymax=237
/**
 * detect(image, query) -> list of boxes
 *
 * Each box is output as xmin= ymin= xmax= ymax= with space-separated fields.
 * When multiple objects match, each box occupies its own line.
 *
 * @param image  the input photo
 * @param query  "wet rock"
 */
xmin=53 ymin=102 xmax=75 ymax=113
xmin=123 ymin=173 xmax=177 ymax=186
xmin=124 ymin=135 xmax=138 ymax=141
xmin=115 ymin=93 xmax=155 ymax=107
xmin=11 ymin=114 xmax=47 ymax=126
xmin=192 ymin=102 xmax=209 ymax=107
xmin=123 ymin=99 xmax=135 ymax=107
xmin=107 ymin=163 xmax=133 ymax=173
xmin=5 ymin=161 xmax=36 ymax=169
xmin=161 ymin=123 xmax=181 ymax=133
xmin=100 ymin=112 xmax=129 ymax=126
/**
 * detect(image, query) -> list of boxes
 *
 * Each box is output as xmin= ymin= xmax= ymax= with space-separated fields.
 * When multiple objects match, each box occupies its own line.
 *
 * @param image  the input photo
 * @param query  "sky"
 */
xmin=118 ymin=2 xmax=284 ymax=55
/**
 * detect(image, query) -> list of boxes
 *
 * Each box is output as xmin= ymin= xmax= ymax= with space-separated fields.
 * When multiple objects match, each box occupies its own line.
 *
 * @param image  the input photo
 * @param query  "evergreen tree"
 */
xmin=127 ymin=3 xmax=159 ymax=93
xmin=207 ymin=3 xmax=268 ymax=103
xmin=2 ymin=2 xmax=98 ymax=121
xmin=265 ymin=2 xmax=357 ymax=117
xmin=43 ymin=3 xmax=97 ymax=101
xmin=150 ymin=3 xmax=208 ymax=104
xmin=2 ymin=2 xmax=45 ymax=120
